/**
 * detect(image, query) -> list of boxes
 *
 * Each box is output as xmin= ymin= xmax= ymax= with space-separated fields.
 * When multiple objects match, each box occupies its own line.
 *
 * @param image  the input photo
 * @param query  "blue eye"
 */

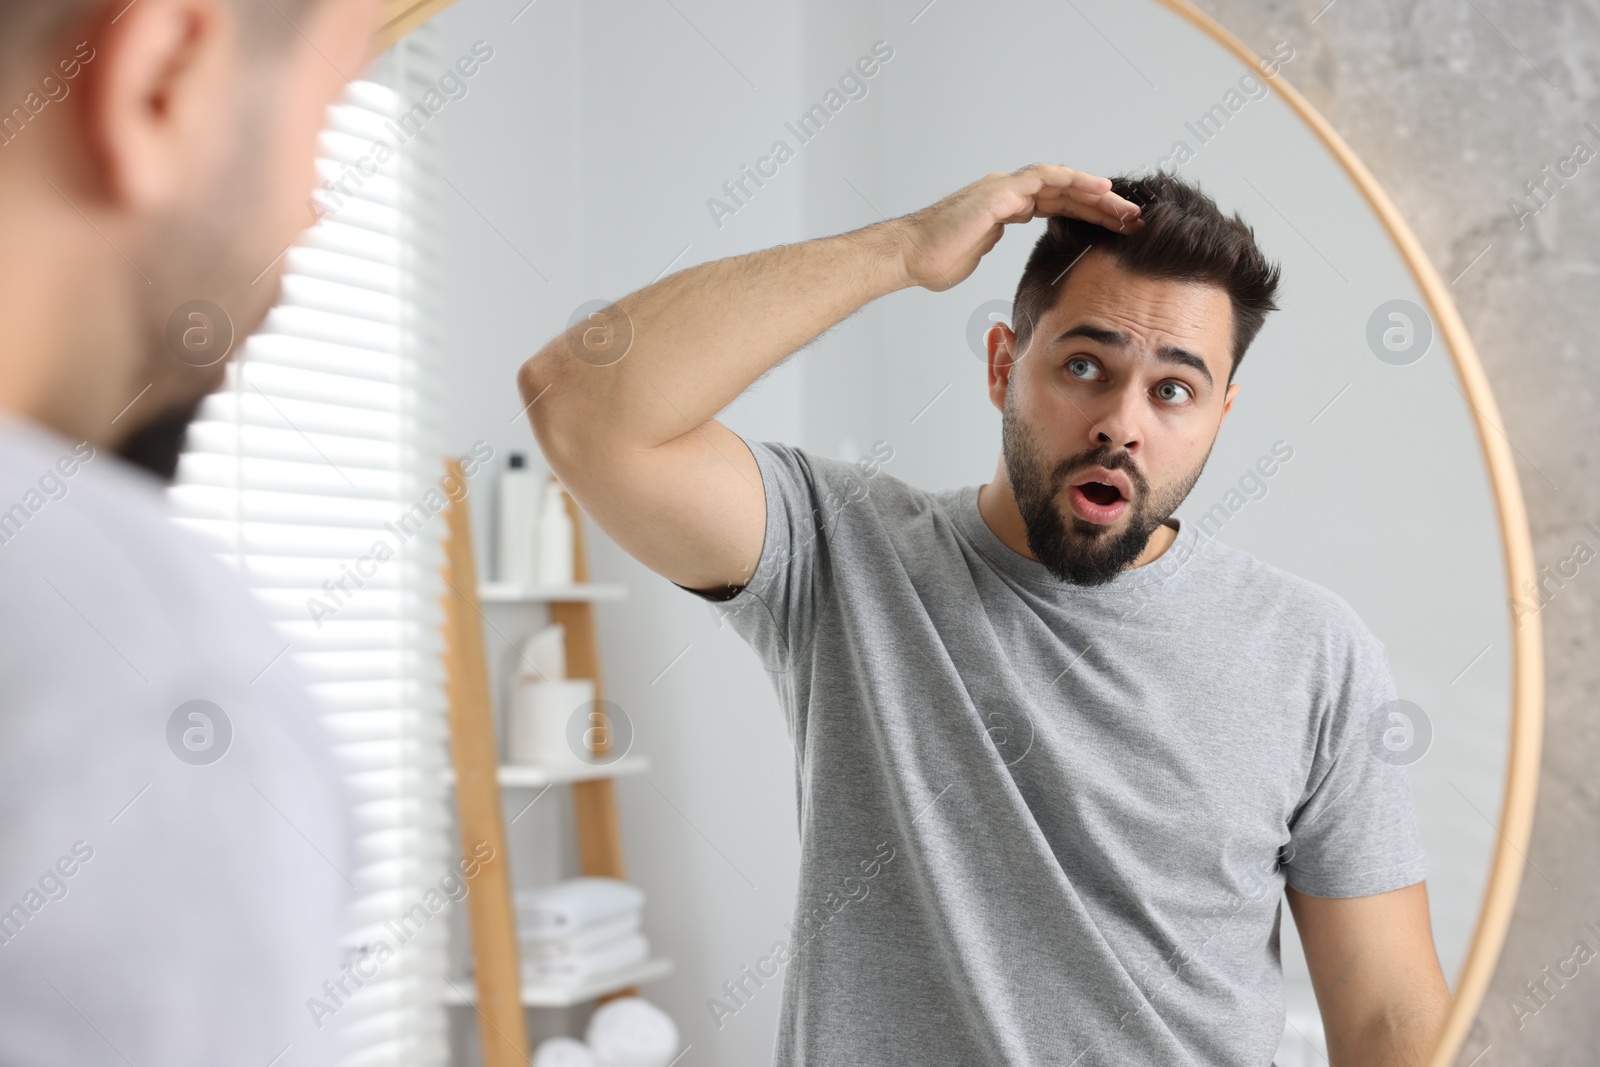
xmin=1155 ymin=381 xmax=1192 ymax=404
xmin=1066 ymin=357 xmax=1100 ymax=380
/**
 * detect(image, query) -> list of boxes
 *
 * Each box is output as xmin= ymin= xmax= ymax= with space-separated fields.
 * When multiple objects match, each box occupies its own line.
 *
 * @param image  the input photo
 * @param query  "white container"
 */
xmin=536 ymin=477 xmax=575 ymax=587
xmin=495 ymin=453 xmax=540 ymax=585
xmin=520 ymin=623 xmax=566 ymax=682
xmin=508 ymin=678 xmax=595 ymax=764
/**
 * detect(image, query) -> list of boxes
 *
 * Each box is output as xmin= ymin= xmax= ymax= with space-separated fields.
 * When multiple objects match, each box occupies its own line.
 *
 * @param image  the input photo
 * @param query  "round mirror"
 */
xmin=417 ymin=0 xmax=1542 ymax=1063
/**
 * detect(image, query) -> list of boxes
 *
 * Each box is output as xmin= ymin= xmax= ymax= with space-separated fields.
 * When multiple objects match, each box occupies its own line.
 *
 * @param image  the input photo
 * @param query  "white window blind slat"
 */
xmin=175 ymin=464 xmax=403 ymax=488
xmin=289 ymin=247 xmax=401 ymax=292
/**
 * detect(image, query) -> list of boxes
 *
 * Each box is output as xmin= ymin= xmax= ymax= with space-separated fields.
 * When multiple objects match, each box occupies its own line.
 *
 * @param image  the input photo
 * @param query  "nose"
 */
xmin=1087 ymin=384 xmax=1142 ymax=454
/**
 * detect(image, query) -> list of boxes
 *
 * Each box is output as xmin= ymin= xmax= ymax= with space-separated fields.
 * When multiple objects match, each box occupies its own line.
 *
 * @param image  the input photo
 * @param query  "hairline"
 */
xmin=1017 ymin=247 xmax=1242 ymax=387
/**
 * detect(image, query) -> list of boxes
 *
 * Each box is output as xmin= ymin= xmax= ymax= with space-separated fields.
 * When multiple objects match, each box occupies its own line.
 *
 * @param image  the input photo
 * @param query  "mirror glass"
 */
xmin=425 ymin=0 xmax=1514 ymax=1062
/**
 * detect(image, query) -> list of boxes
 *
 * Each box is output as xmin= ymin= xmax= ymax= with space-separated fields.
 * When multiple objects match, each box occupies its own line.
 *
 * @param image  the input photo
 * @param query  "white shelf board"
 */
xmin=443 ymin=957 xmax=673 ymax=1007
xmin=479 ymin=582 xmax=628 ymax=604
xmin=444 ymin=754 xmax=651 ymax=788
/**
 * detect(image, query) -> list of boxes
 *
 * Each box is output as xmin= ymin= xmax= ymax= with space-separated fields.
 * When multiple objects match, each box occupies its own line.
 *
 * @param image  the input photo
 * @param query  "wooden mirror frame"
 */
xmin=374 ymin=1 xmax=1545 ymax=1063
xmin=376 ymin=0 xmax=459 ymax=52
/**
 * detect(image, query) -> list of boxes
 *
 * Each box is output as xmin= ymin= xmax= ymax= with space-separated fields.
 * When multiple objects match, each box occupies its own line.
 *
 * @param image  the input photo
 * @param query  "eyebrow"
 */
xmin=1051 ymin=323 xmax=1215 ymax=390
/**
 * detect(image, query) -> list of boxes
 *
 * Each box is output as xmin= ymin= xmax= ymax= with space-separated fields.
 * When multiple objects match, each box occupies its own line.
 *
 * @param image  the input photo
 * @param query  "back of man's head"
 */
xmin=1011 ymin=172 xmax=1281 ymax=383
xmin=0 ymin=0 xmax=377 ymax=478
xmin=0 ymin=0 xmax=329 ymax=80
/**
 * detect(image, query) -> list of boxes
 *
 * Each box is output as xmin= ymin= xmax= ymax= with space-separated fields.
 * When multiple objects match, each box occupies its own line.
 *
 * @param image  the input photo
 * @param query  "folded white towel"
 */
xmin=515 ymin=877 xmax=645 ymax=937
xmin=532 ymin=1037 xmax=597 ymax=1067
xmin=523 ymin=932 xmax=648 ymax=984
xmin=586 ymin=996 xmax=680 ymax=1067
xmin=522 ymin=910 xmax=641 ymax=959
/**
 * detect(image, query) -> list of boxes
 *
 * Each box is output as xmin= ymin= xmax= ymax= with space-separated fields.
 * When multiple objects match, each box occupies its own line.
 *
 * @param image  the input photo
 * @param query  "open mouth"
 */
xmin=1066 ymin=466 xmax=1133 ymax=524
xmin=1076 ymin=481 xmax=1124 ymax=507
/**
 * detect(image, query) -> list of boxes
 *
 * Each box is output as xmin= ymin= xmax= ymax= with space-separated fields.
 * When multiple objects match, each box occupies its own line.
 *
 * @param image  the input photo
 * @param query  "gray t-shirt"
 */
xmin=693 ymin=438 xmax=1427 ymax=1067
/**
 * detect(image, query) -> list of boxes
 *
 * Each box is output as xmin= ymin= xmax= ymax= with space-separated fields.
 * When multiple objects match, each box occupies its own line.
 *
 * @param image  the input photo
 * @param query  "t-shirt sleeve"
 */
xmin=676 ymin=437 xmax=834 ymax=674
xmin=1283 ymin=613 xmax=1430 ymax=898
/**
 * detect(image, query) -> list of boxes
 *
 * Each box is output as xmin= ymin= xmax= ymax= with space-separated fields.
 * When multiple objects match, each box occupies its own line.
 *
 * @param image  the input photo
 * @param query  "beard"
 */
xmin=1000 ymin=387 xmax=1210 ymax=586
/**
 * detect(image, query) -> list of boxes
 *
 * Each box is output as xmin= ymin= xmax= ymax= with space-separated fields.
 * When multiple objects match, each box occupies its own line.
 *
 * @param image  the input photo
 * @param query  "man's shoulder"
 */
xmin=746 ymin=438 xmax=929 ymax=515
xmin=0 ymin=415 xmax=298 ymax=691
xmin=1189 ymin=530 xmax=1379 ymax=650
xmin=0 ymin=414 xmax=342 ymax=820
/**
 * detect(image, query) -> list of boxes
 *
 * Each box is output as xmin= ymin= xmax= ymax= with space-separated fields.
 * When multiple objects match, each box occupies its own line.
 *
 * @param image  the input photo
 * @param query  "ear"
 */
xmin=987 ymin=322 xmax=1019 ymax=414
xmin=1219 ymin=381 xmax=1241 ymax=425
xmin=79 ymin=0 xmax=237 ymax=212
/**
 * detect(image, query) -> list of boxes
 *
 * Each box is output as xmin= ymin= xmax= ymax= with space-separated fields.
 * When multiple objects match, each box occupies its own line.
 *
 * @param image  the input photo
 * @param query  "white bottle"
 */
xmin=536 ymin=476 xmax=575 ymax=587
xmin=496 ymin=453 xmax=540 ymax=585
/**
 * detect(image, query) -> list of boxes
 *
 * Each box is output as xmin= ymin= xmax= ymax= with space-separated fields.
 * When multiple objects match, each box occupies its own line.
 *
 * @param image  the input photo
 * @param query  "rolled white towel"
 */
xmin=522 ymin=910 xmax=641 ymax=959
xmin=523 ymin=932 xmax=649 ymax=984
xmin=585 ymin=996 xmax=680 ymax=1067
xmin=515 ymin=878 xmax=645 ymax=937
xmin=532 ymin=1037 xmax=597 ymax=1067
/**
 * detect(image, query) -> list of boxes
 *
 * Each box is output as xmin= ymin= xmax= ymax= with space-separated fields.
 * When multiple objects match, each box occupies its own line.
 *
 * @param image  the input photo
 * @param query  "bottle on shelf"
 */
xmin=536 ymin=475 xmax=575 ymax=587
xmin=496 ymin=452 xmax=541 ymax=585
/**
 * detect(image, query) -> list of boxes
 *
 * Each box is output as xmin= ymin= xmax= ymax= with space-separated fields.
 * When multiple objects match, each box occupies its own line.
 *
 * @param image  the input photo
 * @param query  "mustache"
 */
xmin=1053 ymin=448 xmax=1145 ymax=496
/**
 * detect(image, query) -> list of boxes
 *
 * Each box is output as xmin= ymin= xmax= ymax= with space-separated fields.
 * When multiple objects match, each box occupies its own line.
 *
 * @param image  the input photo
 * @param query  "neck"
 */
xmin=978 ymin=467 xmax=1177 ymax=571
xmin=0 ymin=180 xmax=147 ymax=448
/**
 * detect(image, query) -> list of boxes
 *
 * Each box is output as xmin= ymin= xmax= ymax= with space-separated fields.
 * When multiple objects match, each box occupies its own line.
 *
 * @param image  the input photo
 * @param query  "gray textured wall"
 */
xmin=1195 ymin=2 xmax=1600 ymax=1063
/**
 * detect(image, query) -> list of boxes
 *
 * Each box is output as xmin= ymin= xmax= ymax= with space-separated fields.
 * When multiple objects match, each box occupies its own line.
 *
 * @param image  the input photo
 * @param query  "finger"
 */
xmin=1041 ymin=198 xmax=1146 ymax=233
xmin=1019 ymin=162 xmax=1114 ymax=194
xmin=1096 ymin=189 xmax=1146 ymax=220
xmin=1087 ymin=200 xmax=1144 ymax=231
xmin=1058 ymin=185 xmax=1144 ymax=222
xmin=1002 ymin=165 xmax=1109 ymax=214
xmin=1031 ymin=192 xmax=1143 ymax=232
xmin=1022 ymin=171 xmax=1146 ymax=231
xmin=1045 ymin=174 xmax=1142 ymax=226
xmin=1035 ymin=181 xmax=1143 ymax=223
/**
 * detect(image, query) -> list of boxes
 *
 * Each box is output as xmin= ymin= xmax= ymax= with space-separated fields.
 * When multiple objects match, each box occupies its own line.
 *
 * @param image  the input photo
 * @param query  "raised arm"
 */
xmin=515 ymin=164 xmax=1143 ymax=594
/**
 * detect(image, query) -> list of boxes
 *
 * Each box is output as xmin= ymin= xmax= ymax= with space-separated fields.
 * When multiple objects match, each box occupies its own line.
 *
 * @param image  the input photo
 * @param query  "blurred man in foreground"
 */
xmin=0 ymin=0 xmax=379 ymax=1062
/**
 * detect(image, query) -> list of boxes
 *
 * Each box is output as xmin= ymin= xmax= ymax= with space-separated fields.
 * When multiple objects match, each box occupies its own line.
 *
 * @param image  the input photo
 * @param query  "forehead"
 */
xmin=1033 ymin=251 xmax=1234 ymax=375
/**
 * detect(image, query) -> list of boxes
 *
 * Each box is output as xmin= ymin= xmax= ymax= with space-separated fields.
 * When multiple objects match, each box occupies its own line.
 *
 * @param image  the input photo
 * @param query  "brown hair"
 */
xmin=1010 ymin=172 xmax=1281 ymax=383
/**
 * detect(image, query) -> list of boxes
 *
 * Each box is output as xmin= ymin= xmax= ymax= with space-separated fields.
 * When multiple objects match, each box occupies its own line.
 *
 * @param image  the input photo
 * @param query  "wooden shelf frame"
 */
xmin=441 ymin=466 xmax=651 ymax=1067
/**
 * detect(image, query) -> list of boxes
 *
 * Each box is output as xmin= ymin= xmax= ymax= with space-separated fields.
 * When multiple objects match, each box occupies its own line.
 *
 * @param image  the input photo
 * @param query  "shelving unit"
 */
xmin=439 ymin=462 xmax=668 ymax=1067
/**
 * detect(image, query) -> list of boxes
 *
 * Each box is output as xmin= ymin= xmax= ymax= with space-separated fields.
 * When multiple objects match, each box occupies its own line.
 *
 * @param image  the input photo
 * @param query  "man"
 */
xmin=519 ymin=166 xmax=1450 ymax=1065
xmin=0 ymin=0 xmax=378 ymax=1062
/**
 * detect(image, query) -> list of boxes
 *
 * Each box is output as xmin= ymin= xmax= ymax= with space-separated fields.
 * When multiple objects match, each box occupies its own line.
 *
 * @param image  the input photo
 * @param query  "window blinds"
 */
xmin=169 ymin=33 xmax=453 ymax=1067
